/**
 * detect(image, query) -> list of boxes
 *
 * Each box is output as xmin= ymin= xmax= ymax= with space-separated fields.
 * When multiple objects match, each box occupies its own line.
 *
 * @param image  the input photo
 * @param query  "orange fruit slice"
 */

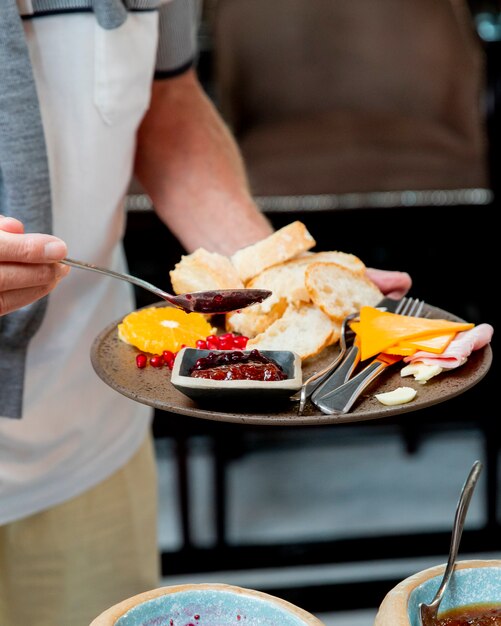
xmin=118 ymin=306 xmax=214 ymax=354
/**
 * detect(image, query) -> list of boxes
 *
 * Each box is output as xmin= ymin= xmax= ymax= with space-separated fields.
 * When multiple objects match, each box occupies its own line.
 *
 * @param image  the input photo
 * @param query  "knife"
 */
xmin=312 ymin=351 xmax=403 ymax=415
xmin=308 ymin=296 xmax=404 ymax=407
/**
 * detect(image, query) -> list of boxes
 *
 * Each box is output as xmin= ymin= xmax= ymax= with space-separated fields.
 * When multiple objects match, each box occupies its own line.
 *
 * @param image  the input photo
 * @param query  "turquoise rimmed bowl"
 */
xmin=374 ymin=559 xmax=501 ymax=626
xmin=90 ymin=583 xmax=325 ymax=626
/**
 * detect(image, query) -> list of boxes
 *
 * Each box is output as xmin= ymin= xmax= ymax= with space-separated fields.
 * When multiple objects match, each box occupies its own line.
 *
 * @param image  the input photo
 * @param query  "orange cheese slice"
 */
xmin=385 ymin=332 xmax=457 ymax=356
xmin=385 ymin=345 xmax=416 ymax=356
xmin=354 ymin=307 xmax=474 ymax=361
xmin=398 ymin=332 xmax=456 ymax=354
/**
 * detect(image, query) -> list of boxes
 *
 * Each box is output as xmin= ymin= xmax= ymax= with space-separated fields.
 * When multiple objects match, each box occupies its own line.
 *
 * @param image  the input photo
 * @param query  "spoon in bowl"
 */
xmin=418 ymin=460 xmax=483 ymax=626
xmin=61 ymin=258 xmax=271 ymax=314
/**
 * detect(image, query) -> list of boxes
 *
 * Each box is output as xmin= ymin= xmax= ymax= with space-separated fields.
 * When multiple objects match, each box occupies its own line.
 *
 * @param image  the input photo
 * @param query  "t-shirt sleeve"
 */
xmin=155 ymin=0 xmax=199 ymax=79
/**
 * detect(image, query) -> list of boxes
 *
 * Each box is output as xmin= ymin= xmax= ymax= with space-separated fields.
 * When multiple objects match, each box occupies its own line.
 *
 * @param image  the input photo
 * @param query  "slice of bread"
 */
xmin=230 ymin=221 xmax=316 ymax=283
xmin=226 ymin=298 xmax=288 ymax=338
xmin=247 ymin=304 xmax=336 ymax=360
xmin=247 ymin=250 xmax=367 ymax=313
xmin=296 ymin=250 xmax=366 ymax=274
xmin=170 ymin=248 xmax=243 ymax=294
xmin=227 ymin=250 xmax=366 ymax=338
xmin=305 ymin=262 xmax=383 ymax=321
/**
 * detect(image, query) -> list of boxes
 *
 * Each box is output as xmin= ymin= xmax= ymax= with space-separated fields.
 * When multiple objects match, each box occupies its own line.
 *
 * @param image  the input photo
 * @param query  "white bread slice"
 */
xmin=170 ymin=248 xmax=243 ymax=294
xmin=295 ymin=250 xmax=366 ymax=274
xmin=247 ymin=304 xmax=336 ymax=360
xmin=226 ymin=298 xmax=288 ymax=338
xmin=305 ymin=262 xmax=382 ymax=322
xmin=230 ymin=221 xmax=316 ymax=283
xmin=247 ymin=250 xmax=367 ymax=314
xmin=226 ymin=250 xmax=366 ymax=338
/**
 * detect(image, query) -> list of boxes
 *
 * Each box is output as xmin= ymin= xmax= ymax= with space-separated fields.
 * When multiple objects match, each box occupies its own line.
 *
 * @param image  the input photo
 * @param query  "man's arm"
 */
xmin=134 ymin=69 xmax=273 ymax=256
xmin=134 ymin=70 xmax=411 ymax=297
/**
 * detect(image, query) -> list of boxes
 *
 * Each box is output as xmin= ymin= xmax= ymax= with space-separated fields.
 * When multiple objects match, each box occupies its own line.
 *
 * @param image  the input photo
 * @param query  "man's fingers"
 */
xmin=0 ymin=264 xmax=70 ymax=316
xmin=0 ymin=230 xmax=67 ymax=263
xmin=0 ymin=262 xmax=70 ymax=293
xmin=0 ymin=284 xmax=60 ymax=317
xmin=0 ymin=215 xmax=25 ymax=234
xmin=365 ymin=268 xmax=412 ymax=298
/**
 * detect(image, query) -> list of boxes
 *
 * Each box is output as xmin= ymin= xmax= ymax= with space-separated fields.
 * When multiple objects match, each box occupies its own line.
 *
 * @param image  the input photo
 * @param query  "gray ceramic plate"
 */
xmin=90 ymin=302 xmax=492 ymax=426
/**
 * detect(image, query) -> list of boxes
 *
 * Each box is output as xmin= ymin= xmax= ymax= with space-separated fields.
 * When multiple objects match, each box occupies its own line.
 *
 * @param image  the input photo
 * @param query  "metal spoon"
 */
xmin=418 ymin=460 xmax=483 ymax=626
xmin=61 ymin=258 xmax=271 ymax=314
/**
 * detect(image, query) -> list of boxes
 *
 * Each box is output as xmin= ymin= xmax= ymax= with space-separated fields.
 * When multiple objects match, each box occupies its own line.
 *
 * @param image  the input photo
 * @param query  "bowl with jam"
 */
xmin=374 ymin=559 xmax=501 ymax=626
xmin=90 ymin=582 xmax=325 ymax=626
xmin=170 ymin=348 xmax=302 ymax=402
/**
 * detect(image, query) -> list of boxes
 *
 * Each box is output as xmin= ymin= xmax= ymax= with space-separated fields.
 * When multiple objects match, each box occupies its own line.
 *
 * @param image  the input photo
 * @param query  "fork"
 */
xmin=306 ymin=297 xmax=412 ymax=413
xmin=295 ymin=311 xmax=359 ymax=414
xmin=295 ymin=296 xmax=409 ymax=414
xmin=312 ymin=297 xmax=425 ymax=415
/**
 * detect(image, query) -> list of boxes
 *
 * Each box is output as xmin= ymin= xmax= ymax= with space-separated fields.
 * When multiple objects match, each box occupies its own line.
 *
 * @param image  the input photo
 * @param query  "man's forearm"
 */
xmin=134 ymin=70 xmax=273 ymax=256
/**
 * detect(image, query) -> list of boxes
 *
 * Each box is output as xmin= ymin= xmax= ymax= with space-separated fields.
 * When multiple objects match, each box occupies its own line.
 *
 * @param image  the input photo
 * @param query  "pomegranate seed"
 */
xmin=219 ymin=332 xmax=233 ymax=341
xmin=162 ymin=350 xmax=174 ymax=362
xmin=136 ymin=353 xmax=147 ymax=369
xmin=207 ymin=340 xmax=219 ymax=350
xmin=150 ymin=354 xmax=164 ymax=368
xmin=206 ymin=334 xmax=219 ymax=346
xmin=218 ymin=339 xmax=233 ymax=350
xmin=196 ymin=339 xmax=208 ymax=349
xmin=233 ymin=335 xmax=248 ymax=349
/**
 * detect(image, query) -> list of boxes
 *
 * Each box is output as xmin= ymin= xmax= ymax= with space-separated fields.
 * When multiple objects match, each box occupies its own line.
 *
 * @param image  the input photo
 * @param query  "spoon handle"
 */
xmin=61 ymin=258 xmax=170 ymax=301
xmin=429 ymin=460 xmax=483 ymax=610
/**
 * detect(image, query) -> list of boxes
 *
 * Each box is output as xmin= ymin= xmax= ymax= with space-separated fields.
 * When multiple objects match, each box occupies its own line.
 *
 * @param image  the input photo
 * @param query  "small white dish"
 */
xmin=171 ymin=348 xmax=302 ymax=403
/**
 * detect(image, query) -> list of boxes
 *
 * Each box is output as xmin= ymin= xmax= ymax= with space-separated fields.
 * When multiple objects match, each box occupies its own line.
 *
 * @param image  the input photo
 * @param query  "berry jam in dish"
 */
xmin=170 ymin=348 xmax=302 ymax=403
xmin=189 ymin=350 xmax=288 ymax=382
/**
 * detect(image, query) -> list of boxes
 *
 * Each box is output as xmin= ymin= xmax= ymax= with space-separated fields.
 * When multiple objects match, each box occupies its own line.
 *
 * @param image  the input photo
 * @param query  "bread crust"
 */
xmin=305 ymin=261 xmax=382 ymax=322
xmin=170 ymin=248 xmax=243 ymax=294
xmin=230 ymin=220 xmax=316 ymax=283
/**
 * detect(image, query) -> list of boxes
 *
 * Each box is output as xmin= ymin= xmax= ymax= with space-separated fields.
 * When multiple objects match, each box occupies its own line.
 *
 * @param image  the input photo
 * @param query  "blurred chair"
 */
xmin=210 ymin=0 xmax=491 ymax=210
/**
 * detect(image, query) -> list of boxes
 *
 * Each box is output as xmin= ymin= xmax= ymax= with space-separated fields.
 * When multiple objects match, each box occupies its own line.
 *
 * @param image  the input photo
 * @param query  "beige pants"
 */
xmin=0 ymin=434 xmax=159 ymax=626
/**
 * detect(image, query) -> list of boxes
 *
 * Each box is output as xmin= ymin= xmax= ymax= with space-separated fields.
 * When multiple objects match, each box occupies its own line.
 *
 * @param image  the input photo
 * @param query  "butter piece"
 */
xmin=375 ymin=386 xmax=417 ymax=406
xmin=400 ymin=363 xmax=443 ymax=384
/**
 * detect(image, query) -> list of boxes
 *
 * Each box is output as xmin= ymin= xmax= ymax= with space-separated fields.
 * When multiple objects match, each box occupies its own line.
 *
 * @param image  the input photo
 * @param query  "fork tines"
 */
xmin=397 ymin=296 xmax=425 ymax=318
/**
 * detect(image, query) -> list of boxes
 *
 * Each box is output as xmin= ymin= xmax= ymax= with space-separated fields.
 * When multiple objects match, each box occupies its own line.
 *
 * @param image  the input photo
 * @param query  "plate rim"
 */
xmin=90 ymin=302 xmax=493 ymax=426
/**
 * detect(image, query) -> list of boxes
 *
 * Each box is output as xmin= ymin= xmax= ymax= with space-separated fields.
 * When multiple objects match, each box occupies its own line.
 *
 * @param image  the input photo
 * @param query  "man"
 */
xmin=0 ymin=1 xmax=411 ymax=624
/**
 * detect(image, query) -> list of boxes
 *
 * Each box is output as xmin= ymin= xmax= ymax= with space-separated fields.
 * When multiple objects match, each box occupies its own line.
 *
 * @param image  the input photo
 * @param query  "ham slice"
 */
xmin=403 ymin=323 xmax=494 ymax=369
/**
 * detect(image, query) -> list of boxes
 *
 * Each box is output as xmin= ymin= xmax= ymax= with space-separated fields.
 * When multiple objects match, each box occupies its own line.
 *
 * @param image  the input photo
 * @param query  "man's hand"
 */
xmin=0 ymin=216 xmax=69 ymax=316
xmin=366 ymin=267 xmax=412 ymax=299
